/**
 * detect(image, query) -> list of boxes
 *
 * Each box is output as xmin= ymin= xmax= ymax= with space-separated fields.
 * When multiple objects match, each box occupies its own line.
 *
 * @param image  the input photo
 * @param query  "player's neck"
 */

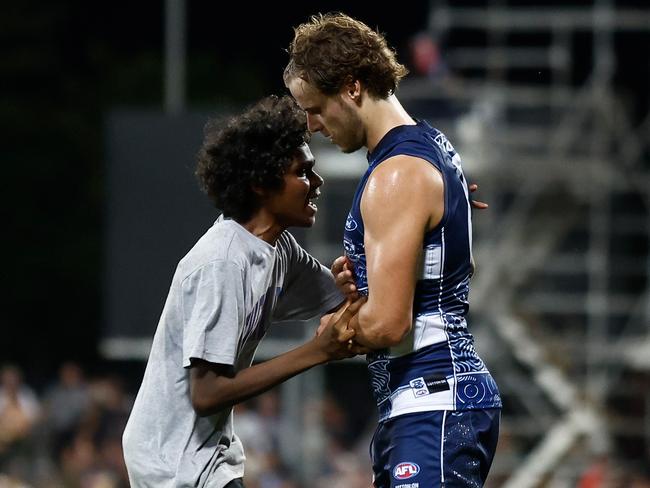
xmin=363 ymin=95 xmax=415 ymax=153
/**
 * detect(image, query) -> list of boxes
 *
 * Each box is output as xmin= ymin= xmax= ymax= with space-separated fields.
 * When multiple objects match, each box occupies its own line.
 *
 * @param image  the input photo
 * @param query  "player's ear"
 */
xmin=343 ymin=76 xmax=361 ymax=103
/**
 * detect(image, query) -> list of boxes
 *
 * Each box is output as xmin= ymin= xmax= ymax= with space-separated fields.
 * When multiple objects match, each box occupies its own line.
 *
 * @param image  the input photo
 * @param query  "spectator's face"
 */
xmin=263 ymin=143 xmax=323 ymax=228
xmin=60 ymin=362 xmax=83 ymax=387
xmin=288 ymin=77 xmax=365 ymax=154
xmin=1 ymin=367 xmax=21 ymax=391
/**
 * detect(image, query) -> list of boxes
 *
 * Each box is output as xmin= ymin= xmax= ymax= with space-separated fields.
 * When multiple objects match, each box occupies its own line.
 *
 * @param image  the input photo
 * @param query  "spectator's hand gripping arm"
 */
xmin=331 ymin=255 xmax=359 ymax=302
xmin=469 ymin=182 xmax=488 ymax=210
xmin=190 ymin=300 xmax=367 ymax=416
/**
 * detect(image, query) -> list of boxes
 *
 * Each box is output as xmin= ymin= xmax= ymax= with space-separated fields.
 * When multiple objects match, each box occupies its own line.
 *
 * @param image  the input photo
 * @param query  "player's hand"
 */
xmin=331 ymin=255 xmax=359 ymax=301
xmin=469 ymin=183 xmax=488 ymax=210
xmin=316 ymin=298 xmax=369 ymax=359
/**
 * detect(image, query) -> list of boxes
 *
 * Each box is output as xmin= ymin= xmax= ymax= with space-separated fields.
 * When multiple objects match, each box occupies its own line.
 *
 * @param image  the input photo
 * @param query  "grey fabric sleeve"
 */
xmin=180 ymin=260 xmax=244 ymax=368
xmin=272 ymin=233 xmax=345 ymax=323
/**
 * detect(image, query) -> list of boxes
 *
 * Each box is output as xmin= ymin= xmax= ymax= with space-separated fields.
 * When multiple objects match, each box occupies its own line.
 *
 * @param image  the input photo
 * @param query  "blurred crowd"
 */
xmin=3 ymin=361 xmax=649 ymax=488
xmin=0 ymin=362 xmax=374 ymax=488
xmin=0 ymin=362 xmax=129 ymax=487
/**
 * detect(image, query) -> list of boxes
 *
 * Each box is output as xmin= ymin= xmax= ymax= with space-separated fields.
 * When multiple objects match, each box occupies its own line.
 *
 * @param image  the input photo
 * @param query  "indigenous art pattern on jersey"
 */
xmin=343 ymin=121 xmax=501 ymax=420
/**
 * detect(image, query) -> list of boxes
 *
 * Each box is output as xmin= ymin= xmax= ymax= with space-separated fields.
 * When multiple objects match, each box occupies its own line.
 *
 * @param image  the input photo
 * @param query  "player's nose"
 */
xmin=306 ymin=113 xmax=323 ymax=133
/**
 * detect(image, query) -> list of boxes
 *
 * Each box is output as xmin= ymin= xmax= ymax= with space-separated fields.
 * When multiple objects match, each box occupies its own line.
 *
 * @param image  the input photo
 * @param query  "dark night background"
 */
xmin=3 ymin=0 xmax=648 ymax=386
xmin=2 ymin=1 xmax=429 ymax=385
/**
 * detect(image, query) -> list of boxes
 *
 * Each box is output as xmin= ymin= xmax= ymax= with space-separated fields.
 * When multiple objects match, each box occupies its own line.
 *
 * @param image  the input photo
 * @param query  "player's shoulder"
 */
xmin=368 ymin=154 xmax=443 ymax=195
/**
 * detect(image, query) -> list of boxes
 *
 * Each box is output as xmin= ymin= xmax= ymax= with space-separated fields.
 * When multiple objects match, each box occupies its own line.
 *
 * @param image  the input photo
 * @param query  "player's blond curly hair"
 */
xmin=284 ymin=12 xmax=408 ymax=99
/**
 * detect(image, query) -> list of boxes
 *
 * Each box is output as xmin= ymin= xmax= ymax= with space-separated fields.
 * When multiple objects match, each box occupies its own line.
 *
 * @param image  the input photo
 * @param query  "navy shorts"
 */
xmin=370 ymin=409 xmax=500 ymax=488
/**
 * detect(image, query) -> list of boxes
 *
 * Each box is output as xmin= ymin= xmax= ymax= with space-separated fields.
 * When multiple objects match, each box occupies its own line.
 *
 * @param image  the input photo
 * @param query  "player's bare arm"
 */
xmin=190 ymin=299 xmax=366 ymax=416
xmin=348 ymin=155 xmax=444 ymax=348
xmin=332 ymin=183 xmax=484 ymax=298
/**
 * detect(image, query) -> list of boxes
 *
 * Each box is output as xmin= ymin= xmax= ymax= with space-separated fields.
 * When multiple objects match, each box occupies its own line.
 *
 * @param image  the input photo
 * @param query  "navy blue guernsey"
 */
xmin=344 ymin=121 xmax=501 ymax=421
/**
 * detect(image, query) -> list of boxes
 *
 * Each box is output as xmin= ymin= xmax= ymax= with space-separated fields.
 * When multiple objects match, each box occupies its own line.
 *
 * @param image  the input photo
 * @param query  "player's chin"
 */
xmin=340 ymin=140 xmax=363 ymax=154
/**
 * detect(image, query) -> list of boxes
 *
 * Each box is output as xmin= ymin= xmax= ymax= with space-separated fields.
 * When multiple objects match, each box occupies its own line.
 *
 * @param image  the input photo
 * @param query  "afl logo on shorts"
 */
xmin=393 ymin=462 xmax=420 ymax=480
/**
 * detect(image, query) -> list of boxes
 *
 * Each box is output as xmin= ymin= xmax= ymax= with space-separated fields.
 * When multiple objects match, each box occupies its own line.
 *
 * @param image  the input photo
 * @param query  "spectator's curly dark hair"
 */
xmin=196 ymin=95 xmax=309 ymax=221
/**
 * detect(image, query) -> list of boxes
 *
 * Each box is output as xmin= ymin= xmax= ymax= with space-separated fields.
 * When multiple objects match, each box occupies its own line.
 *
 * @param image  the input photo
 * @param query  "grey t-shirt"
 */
xmin=122 ymin=217 xmax=343 ymax=487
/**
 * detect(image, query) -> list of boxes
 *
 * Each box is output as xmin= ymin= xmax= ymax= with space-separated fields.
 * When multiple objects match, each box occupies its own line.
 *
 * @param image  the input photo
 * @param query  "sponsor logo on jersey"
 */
xmin=410 ymin=375 xmax=450 ymax=398
xmin=345 ymin=214 xmax=358 ymax=231
xmin=409 ymin=377 xmax=430 ymax=397
xmin=343 ymin=237 xmax=356 ymax=256
xmin=424 ymin=374 xmax=450 ymax=393
xmin=433 ymin=132 xmax=455 ymax=154
xmin=393 ymin=462 xmax=420 ymax=480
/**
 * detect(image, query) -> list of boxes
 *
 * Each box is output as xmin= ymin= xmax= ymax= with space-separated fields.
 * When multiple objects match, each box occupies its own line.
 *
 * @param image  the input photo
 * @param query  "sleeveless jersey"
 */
xmin=343 ymin=121 xmax=501 ymax=421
